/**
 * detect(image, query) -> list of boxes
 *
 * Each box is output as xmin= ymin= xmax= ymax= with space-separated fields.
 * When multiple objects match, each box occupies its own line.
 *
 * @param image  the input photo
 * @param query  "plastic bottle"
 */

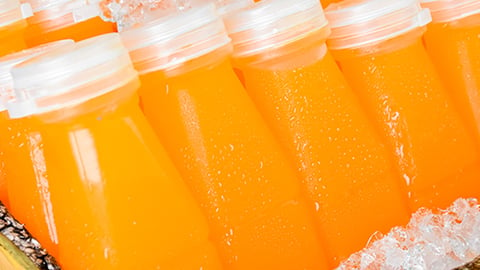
xmin=224 ymin=0 xmax=411 ymax=265
xmin=121 ymin=4 xmax=327 ymax=269
xmin=325 ymin=0 xmax=480 ymax=210
xmin=421 ymin=0 xmax=480 ymax=147
xmin=8 ymin=33 xmax=222 ymax=270
xmin=24 ymin=0 xmax=115 ymax=47
xmin=0 ymin=0 xmax=31 ymax=57
xmin=0 ymin=40 xmax=73 ymax=254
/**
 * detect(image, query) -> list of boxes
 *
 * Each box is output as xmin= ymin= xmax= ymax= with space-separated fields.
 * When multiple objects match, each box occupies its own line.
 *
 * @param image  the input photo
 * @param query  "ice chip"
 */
xmin=96 ymin=0 xmax=197 ymax=30
xmin=96 ymin=0 xmax=248 ymax=30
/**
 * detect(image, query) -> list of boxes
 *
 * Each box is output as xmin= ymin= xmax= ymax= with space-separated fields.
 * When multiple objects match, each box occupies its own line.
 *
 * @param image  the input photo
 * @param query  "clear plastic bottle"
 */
xmin=224 ymin=0 xmax=411 ymax=265
xmin=0 ymin=0 xmax=31 ymax=56
xmin=24 ymin=0 xmax=115 ymax=47
xmin=121 ymin=4 xmax=327 ymax=269
xmin=8 ymin=33 xmax=222 ymax=270
xmin=422 ymin=0 xmax=480 ymax=147
xmin=325 ymin=0 xmax=480 ymax=210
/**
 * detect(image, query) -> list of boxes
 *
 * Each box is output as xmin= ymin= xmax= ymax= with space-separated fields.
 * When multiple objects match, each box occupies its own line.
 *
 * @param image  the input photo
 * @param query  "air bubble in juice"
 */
xmin=121 ymin=5 xmax=328 ymax=269
xmin=24 ymin=0 xmax=115 ymax=47
xmin=325 ymin=0 xmax=480 ymax=210
xmin=8 ymin=33 xmax=222 ymax=270
xmin=421 ymin=0 xmax=480 ymax=147
xmin=225 ymin=0 xmax=411 ymax=266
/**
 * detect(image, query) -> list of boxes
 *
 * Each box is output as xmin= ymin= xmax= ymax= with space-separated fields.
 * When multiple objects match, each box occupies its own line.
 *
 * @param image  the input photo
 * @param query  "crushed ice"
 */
xmin=337 ymin=198 xmax=480 ymax=270
xmin=95 ymin=0 xmax=199 ymax=30
xmin=95 ymin=0 xmax=238 ymax=30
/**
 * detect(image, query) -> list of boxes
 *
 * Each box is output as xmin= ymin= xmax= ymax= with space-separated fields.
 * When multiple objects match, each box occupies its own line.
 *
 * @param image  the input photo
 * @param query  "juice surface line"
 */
xmin=325 ymin=0 xmax=480 ymax=210
xmin=23 ymin=0 xmax=115 ymax=47
xmin=0 ymin=0 xmax=30 ymax=57
xmin=0 ymin=39 xmax=74 ymax=256
xmin=224 ymin=0 xmax=411 ymax=266
xmin=7 ymin=33 xmax=222 ymax=270
xmin=121 ymin=4 xmax=328 ymax=269
xmin=421 ymin=0 xmax=480 ymax=147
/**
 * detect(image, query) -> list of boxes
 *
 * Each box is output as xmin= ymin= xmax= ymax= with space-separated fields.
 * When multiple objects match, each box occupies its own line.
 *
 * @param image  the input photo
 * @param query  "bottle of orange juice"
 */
xmin=8 ymin=33 xmax=222 ymax=270
xmin=421 ymin=0 xmax=480 ymax=147
xmin=224 ymin=0 xmax=411 ymax=266
xmin=0 ymin=40 xmax=73 ymax=243
xmin=325 ymin=0 xmax=480 ymax=210
xmin=24 ymin=0 xmax=115 ymax=47
xmin=121 ymin=4 xmax=328 ymax=269
xmin=0 ymin=0 xmax=31 ymax=57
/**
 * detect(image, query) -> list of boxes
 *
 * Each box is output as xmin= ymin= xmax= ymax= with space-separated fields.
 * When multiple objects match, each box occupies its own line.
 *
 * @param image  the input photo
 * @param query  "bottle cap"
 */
xmin=8 ymin=33 xmax=137 ymax=118
xmin=325 ymin=0 xmax=432 ymax=50
xmin=215 ymin=0 xmax=253 ymax=16
xmin=0 ymin=40 xmax=73 ymax=112
xmin=420 ymin=0 xmax=480 ymax=23
xmin=0 ymin=0 xmax=32 ymax=27
xmin=25 ymin=0 xmax=101 ymax=30
xmin=223 ymin=0 xmax=329 ymax=58
xmin=120 ymin=3 xmax=230 ymax=74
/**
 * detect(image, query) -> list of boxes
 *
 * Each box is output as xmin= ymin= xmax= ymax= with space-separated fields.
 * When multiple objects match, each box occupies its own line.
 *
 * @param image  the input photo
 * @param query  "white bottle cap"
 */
xmin=0 ymin=0 xmax=32 ymax=27
xmin=120 ymin=3 xmax=231 ymax=75
xmin=8 ymin=33 xmax=138 ymax=118
xmin=215 ymin=0 xmax=253 ymax=17
xmin=420 ymin=0 xmax=480 ymax=23
xmin=0 ymin=40 xmax=74 ymax=113
xmin=325 ymin=0 xmax=432 ymax=50
xmin=223 ymin=0 xmax=329 ymax=58
xmin=25 ymin=0 xmax=101 ymax=28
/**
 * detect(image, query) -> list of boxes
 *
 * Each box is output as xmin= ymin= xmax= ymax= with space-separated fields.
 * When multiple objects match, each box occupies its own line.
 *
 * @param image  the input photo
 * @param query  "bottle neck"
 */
xmin=0 ymin=20 xmax=27 ymax=57
xmin=29 ymin=79 xmax=140 ymax=123
xmin=27 ymin=5 xmax=103 ymax=35
xmin=430 ymin=12 xmax=480 ymax=28
xmin=140 ymin=44 xmax=233 ymax=79
xmin=232 ymin=28 xmax=329 ymax=70
xmin=0 ymin=18 xmax=26 ymax=33
xmin=330 ymin=27 xmax=426 ymax=61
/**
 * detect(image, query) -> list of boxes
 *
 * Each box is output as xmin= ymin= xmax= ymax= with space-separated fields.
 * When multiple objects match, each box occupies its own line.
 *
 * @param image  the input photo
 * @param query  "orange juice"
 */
xmin=5 ymin=115 xmax=61 ymax=253
xmin=8 ymin=34 xmax=221 ymax=270
xmin=326 ymin=0 xmax=480 ymax=210
xmin=0 ymin=0 xmax=29 ymax=57
xmin=321 ymin=0 xmax=342 ymax=8
xmin=121 ymin=5 xmax=328 ymax=269
xmin=225 ymin=0 xmax=411 ymax=265
xmin=0 ymin=40 xmax=73 ymax=247
xmin=24 ymin=0 xmax=115 ymax=47
xmin=421 ymin=0 xmax=480 ymax=147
